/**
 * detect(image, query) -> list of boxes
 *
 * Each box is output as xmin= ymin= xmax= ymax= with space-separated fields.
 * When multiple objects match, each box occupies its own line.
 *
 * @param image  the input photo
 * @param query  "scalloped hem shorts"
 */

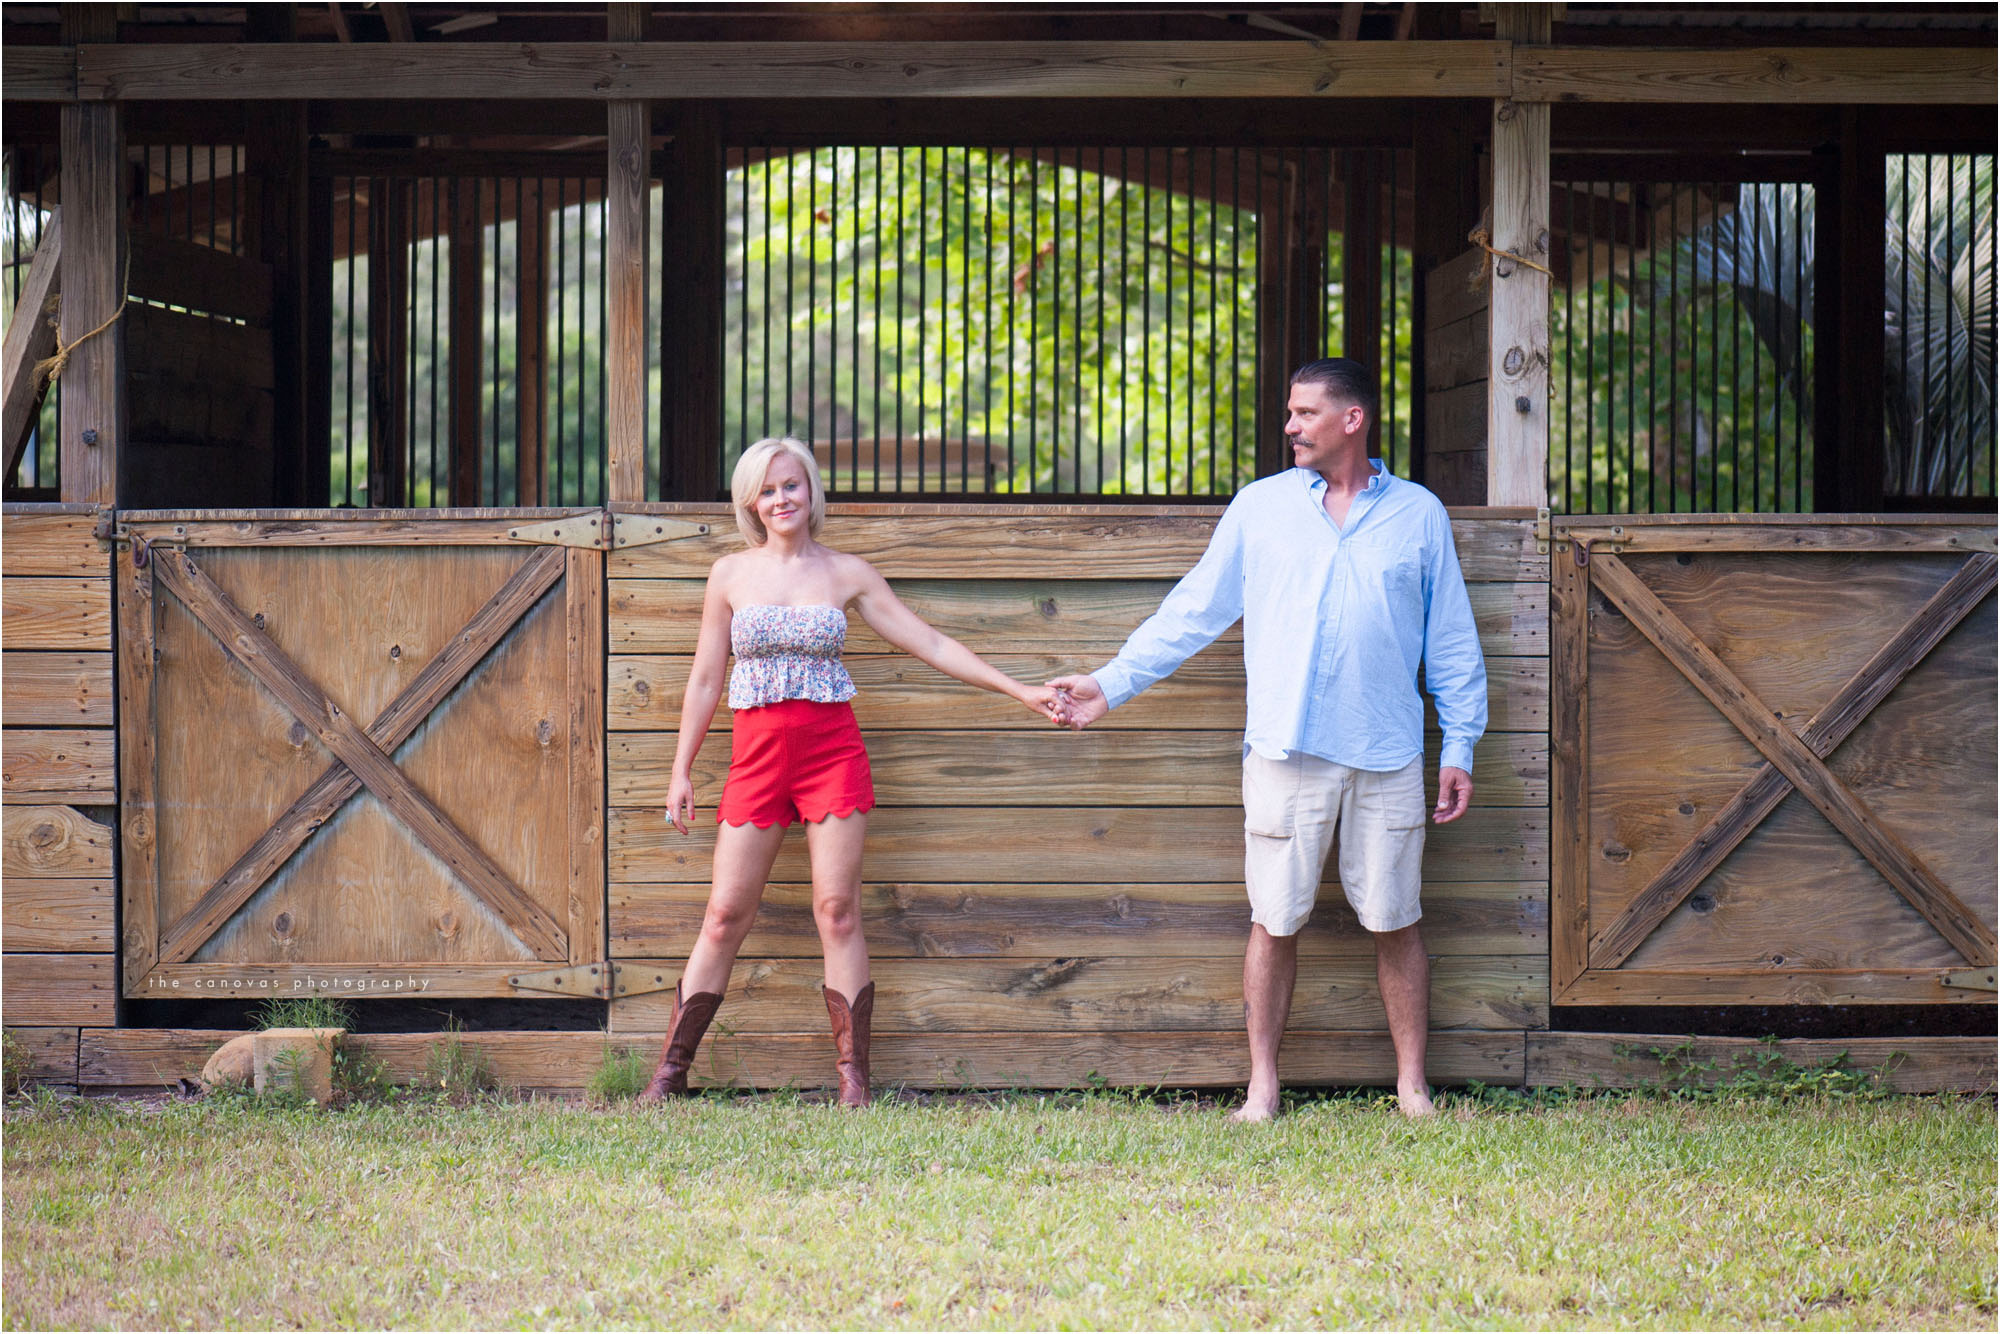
xmin=1242 ymin=751 xmax=1426 ymax=936
xmin=718 ymin=699 xmax=876 ymax=829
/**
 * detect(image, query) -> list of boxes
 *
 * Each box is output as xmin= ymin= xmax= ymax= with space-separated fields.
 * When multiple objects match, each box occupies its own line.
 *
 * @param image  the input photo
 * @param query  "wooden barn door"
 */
xmin=1550 ymin=516 xmax=1997 ymax=1006
xmin=117 ymin=510 xmax=607 ymax=998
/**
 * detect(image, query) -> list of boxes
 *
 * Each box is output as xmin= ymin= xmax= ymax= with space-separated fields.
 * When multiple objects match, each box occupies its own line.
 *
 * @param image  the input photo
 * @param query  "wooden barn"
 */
xmin=1 ymin=1 xmax=1993 ymax=1095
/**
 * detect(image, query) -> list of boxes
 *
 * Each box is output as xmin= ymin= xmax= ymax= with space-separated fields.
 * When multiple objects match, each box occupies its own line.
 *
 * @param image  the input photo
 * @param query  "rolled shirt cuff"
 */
xmin=1091 ymin=665 xmax=1137 ymax=712
xmin=1439 ymin=739 xmax=1477 ymax=776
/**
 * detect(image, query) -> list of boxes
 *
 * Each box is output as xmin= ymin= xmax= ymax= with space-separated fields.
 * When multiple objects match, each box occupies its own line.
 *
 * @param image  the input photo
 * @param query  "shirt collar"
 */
xmin=1299 ymin=461 xmax=1390 ymax=493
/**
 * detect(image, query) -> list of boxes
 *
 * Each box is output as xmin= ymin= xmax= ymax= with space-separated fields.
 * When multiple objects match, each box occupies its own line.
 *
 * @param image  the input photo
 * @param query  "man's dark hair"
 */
xmin=1290 ymin=357 xmax=1378 ymax=424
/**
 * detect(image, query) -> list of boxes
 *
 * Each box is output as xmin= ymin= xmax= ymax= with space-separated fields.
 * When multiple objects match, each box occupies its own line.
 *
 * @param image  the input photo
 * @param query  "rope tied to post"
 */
xmin=1468 ymin=226 xmax=1553 ymax=278
xmin=33 ymin=248 xmax=131 ymax=394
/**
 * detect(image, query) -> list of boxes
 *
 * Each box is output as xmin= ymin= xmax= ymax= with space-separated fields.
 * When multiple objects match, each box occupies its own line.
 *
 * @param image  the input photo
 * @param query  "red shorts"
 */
xmin=717 ymin=699 xmax=876 ymax=828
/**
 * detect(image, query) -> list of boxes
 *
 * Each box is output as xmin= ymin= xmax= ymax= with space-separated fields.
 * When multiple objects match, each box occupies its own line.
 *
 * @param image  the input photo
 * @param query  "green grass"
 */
xmin=4 ymin=1091 xmax=1992 ymax=1330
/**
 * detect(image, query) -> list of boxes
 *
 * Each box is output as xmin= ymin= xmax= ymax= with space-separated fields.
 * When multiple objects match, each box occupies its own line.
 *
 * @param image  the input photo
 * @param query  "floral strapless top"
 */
xmin=727 ymin=604 xmax=857 ymax=709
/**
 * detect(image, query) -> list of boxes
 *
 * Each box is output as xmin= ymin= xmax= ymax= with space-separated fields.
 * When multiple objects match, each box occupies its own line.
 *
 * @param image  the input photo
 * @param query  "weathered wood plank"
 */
xmin=2 ymin=1028 xmax=79 ymax=1086
xmin=608 ymin=578 xmax=1548 ymax=656
xmin=76 ymin=1027 xmax=1525 ymax=1090
xmin=1591 ymin=552 xmax=1995 ymax=966
xmin=1515 ymin=46 xmax=1998 ymax=105
xmin=1559 ymin=968 xmax=1995 ymax=1006
xmin=1557 ymin=521 xmax=1994 ymax=555
xmin=0 ymin=511 xmax=105 ymax=576
xmin=566 ymin=545 xmax=607 ymax=968
xmin=3 ymin=805 xmax=112 ymax=877
xmin=0 ymin=728 xmax=114 ymax=804
xmin=1 ymin=952 xmax=113 ymax=1025
xmin=57 ymin=64 xmax=121 ymax=506
xmin=2 ymin=215 xmax=60 ymax=480
xmin=610 ymin=804 xmax=1548 ymax=884
xmin=1424 ymin=312 xmax=1489 ymax=397
xmin=611 ymin=880 xmax=1548 ymax=959
xmin=154 ymin=546 xmax=568 ymax=965
xmin=125 ymin=303 xmax=275 ymax=393
xmin=608 ymin=651 xmax=1551 ymax=734
xmin=1526 ymin=1032 xmax=1995 ymax=1094
xmin=1 ymin=578 xmax=112 ymax=649
xmin=612 ymin=729 xmax=1548 ymax=808
xmin=1425 ymin=380 xmax=1488 ymax=457
xmin=608 ymin=954 xmax=1548 ymax=1033
xmin=2 ymin=45 xmax=75 ymax=101
xmin=1 ymin=878 xmax=114 ymax=952
xmin=74 ymin=41 xmax=1515 ymax=102
xmin=612 ymin=510 xmax=1544 ymax=584
xmin=130 ymin=231 xmax=274 ymax=325
xmin=606 ymin=97 xmax=649 ymax=503
xmin=114 ymin=546 xmax=160 ymax=992
xmin=1 ymin=653 xmax=114 ymax=725
xmin=1549 ymin=551 xmax=1590 ymax=994
xmin=152 ymin=547 xmax=570 ymax=962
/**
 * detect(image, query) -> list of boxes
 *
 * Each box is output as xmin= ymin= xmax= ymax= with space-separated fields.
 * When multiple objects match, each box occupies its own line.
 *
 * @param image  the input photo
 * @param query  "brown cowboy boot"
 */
xmin=637 ymin=982 xmax=723 ymax=1103
xmin=822 ymin=981 xmax=875 ymax=1108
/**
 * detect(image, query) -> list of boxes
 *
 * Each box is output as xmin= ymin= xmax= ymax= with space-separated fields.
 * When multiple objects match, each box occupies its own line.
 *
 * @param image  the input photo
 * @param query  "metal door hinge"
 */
xmin=1942 ymin=968 xmax=1997 ymax=992
xmin=508 ymin=960 xmax=678 ymax=999
xmin=611 ymin=514 xmax=710 ymax=549
xmin=506 ymin=515 xmax=609 ymax=549
xmin=1534 ymin=507 xmax=1551 ymax=554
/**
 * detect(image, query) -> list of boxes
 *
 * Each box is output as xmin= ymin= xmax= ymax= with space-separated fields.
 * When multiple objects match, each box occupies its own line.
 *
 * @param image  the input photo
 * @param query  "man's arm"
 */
xmin=1422 ymin=504 xmax=1487 ymax=822
xmin=1050 ymin=501 xmax=1249 ymax=729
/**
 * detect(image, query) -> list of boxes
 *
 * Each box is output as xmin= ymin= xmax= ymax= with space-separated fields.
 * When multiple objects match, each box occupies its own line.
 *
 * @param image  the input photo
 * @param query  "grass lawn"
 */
xmin=4 ymin=1088 xmax=1993 ymax=1330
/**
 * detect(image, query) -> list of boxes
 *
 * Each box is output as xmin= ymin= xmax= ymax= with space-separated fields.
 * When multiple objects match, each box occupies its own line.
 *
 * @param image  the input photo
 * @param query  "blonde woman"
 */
xmin=640 ymin=437 xmax=1063 ymax=1107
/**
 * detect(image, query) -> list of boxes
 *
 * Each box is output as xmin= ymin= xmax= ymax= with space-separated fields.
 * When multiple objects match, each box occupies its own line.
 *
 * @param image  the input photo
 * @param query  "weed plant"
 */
xmin=0 ymin=1032 xmax=32 ymax=1098
xmin=419 ymin=1018 xmax=496 ymax=1103
xmin=251 ymin=994 xmax=355 ymax=1032
xmin=585 ymin=1044 xmax=652 ymax=1104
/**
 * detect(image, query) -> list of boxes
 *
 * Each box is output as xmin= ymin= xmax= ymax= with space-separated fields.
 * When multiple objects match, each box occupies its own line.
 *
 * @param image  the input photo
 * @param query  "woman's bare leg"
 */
xmin=803 ymin=810 xmax=871 ymax=999
xmin=679 ymin=820 xmax=788 ymax=996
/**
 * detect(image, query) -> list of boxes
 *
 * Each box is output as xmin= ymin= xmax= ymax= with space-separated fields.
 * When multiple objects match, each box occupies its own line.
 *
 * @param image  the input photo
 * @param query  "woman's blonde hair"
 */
xmin=730 ymin=437 xmax=826 ymax=545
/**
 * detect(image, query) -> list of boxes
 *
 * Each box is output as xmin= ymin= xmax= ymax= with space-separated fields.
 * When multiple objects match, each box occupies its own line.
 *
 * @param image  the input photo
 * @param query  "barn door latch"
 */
xmin=611 ymin=514 xmax=710 ymax=549
xmin=1942 ymin=968 xmax=1996 ymax=992
xmin=508 ymin=961 xmax=677 ymax=999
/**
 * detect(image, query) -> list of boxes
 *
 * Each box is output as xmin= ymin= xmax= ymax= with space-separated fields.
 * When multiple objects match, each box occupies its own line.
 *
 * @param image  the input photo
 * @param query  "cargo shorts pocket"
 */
xmin=1373 ymin=761 xmax=1429 ymax=831
xmin=1241 ymin=752 xmax=1301 ymax=838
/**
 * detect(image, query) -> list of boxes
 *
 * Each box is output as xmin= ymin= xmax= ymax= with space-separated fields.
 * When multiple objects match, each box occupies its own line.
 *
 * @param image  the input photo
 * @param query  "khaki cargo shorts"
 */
xmin=1241 ymin=750 xmax=1426 ymax=936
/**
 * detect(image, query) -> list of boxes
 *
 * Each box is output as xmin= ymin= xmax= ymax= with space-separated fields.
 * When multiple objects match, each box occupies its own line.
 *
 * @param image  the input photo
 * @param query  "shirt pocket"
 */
xmin=1241 ymin=752 xmax=1302 ymax=838
xmin=1345 ymin=541 xmax=1425 ymax=604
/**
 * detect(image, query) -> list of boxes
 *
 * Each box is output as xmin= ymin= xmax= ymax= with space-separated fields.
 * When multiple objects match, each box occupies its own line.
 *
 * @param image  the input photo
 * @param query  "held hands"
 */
xmin=1433 ymin=766 xmax=1473 ymax=824
xmin=665 ymin=773 xmax=696 ymax=835
xmin=1045 ymin=674 xmax=1109 ymax=731
xmin=1015 ymin=682 xmax=1070 ymax=724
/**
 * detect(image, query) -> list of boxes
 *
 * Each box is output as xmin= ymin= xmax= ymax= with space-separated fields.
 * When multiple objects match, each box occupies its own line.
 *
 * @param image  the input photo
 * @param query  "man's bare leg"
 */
xmin=1373 ymin=923 xmax=1434 ymax=1116
xmin=1230 ymin=924 xmax=1298 ymax=1123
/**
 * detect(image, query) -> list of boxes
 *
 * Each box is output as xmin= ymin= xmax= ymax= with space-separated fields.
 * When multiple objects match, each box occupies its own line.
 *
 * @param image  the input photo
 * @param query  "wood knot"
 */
xmin=632 ymin=679 xmax=650 ymax=697
xmin=436 ymin=911 xmax=459 ymax=939
xmin=536 ymin=719 xmax=556 ymax=746
xmin=1003 ymin=957 xmax=1088 ymax=997
xmin=1600 ymin=840 xmax=1632 ymax=863
xmin=288 ymin=721 xmax=310 ymax=748
xmin=388 ymin=644 xmax=402 ymax=661
xmin=1036 ymin=597 xmax=1059 ymax=619
xmin=273 ymin=912 xmax=294 ymax=936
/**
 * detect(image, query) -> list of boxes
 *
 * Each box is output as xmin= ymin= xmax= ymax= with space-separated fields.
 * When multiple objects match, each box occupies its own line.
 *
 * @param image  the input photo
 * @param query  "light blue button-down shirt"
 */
xmin=1092 ymin=463 xmax=1486 ymax=775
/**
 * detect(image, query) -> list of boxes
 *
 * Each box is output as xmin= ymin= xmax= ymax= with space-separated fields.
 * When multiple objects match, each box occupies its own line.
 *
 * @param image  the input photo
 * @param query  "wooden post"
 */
xmin=245 ymin=4 xmax=310 ymax=507
xmin=1410 ymin=65 xmax=1486 ymax=486
xmin=1340 ymin=148 xmax=1383 ymax=455
xmin=1828 ymin=108 xmax=1886 ymax=510
xmin=302 ymin=148 xmax=334 ymax=507
xmin=367 ymin=177 xmax=410 ymax=507
xmin=57 ymin=3 xmax=123 ymax=506
xmin=661 ymin=101 xmax=723 ymax=501
xmin=605 ymin=2 xmax=650 ymax=503
xmin=449 ymin=177 xmax=484 ymax=506
xmin=515 ymin=183 xmax=548 ymax=506
xmin=1254 ymin=153 xmax=1294 ymax=477
xmin=1486 ymin=3 xmax=1553 ymax=509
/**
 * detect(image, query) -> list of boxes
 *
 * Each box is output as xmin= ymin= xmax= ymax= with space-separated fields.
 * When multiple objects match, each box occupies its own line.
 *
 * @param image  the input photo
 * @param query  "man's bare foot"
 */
xmin=1396 ymin=1080 xmax=1436 ymax=1118
xmin=1229 ymin=1082 xmax=1282 ymax=1123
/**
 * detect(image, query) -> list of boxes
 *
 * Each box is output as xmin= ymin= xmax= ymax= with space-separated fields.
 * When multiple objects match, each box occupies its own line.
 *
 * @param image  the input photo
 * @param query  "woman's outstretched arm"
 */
xmin=850 ymin=561 xmax=1063 ymax=720
xmin=665 ymin=567 xmax=735 ymax=833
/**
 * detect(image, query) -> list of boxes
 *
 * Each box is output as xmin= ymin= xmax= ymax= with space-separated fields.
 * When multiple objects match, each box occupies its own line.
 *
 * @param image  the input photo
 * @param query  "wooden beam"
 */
xmin=1828 ymin=107 xmax=1886 ymax=510
xmin=243 ymin=6 xmax=307 ymax=509
xmin=379 ymin=2 xmax=415 ymax=44
xmin=1341 ymin=148 xmax=1382 ymax=455
xmin=605 ymin=3 xmax=649 ymax=504
xmin=366 ymin=177 xmax=410 ymax=506
xmin=2 ymin=46 xmax=76 ymax=101
xmin=3 ymin=214 xmax=61 ymax=487
xmin=66 ymin=41 xmax=1515 ymax=101
xmin=1485 ymin=5 xmax=1551 ymax=510
xmin=448 ymin=176 xmax=483 ymax=506
xmin=325 ymin=2 xmax=353 ymax=44
xmin=515 ymin=183 xmax=548 ymax=506
xmin=1514 ymin=45 xmax=1998 ymax=105
xmin=661 ymin=101 xmax=723 ymax=502
xmin=56 ymin=6 xmax=121 ymax=507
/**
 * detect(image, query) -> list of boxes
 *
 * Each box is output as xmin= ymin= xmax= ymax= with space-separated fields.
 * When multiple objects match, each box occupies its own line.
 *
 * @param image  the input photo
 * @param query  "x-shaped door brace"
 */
xmin=152 ymin=545 xmax=571 ymax=964
xmin=1587 ymin=550 xmax=1998 ymax=970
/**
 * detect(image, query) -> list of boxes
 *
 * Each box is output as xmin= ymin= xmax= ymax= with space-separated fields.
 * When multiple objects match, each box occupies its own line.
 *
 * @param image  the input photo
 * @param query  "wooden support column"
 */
xmin=245 ymin=4 xmax=311 ymax=507
xmin=366 ymin=177 xmax=410 ymax=507
xmin=1486 ymin=3 xmax=1552 ymax=509
xmin=661 ymin=101 xmax=723 ymax=501
xmin=57 ymin=3 xmax=123 ymax=507
xmin=1410 ymin=50 xmax=1486 ymax=486
xmin=605 ymin=1 xmax=650 ymax=503
xmin=515 ymin=183 xmax=548 ymax=506
xmin=1341 ymin=148 xmax=1383 ymax=455
xmin=1254 ymin=153 xmax=1294 ymax=478
xmin=448 ymin=177 xmax=484 ymax=506
xmin=1827 ymin=108 xmax=1887 ymax=510
xmin=302 ymin=149 xmax=333 ymax=506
